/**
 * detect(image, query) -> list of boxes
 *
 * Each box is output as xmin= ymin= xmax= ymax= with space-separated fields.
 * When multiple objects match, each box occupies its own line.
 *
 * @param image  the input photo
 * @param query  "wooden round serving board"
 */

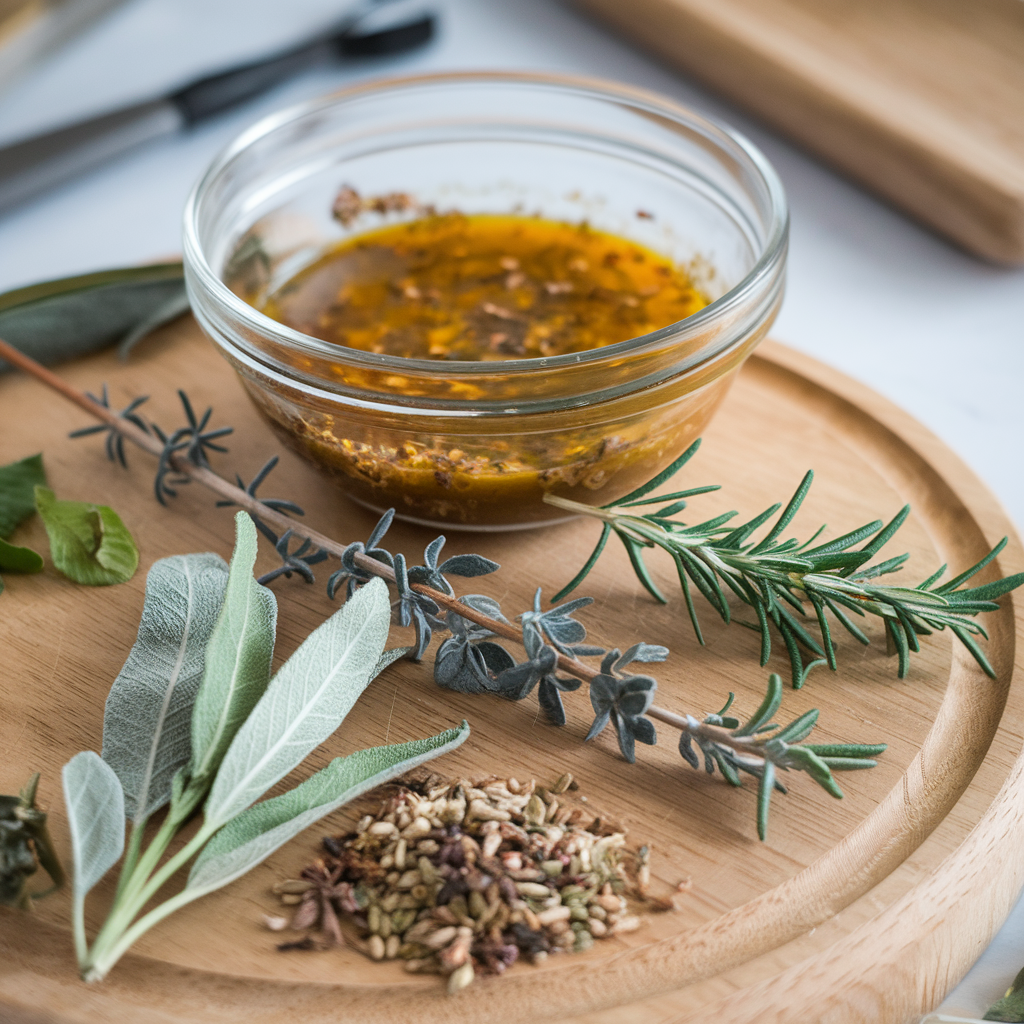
xmin=1 ymin=319 xmax=1022 ymax=1024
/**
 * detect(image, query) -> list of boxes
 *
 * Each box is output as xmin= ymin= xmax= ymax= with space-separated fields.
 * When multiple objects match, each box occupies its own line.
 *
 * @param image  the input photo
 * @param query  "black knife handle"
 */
xmin=170 ymin=44 xmax=325 ymax=125
xmin=171 ymin=13 xmax=434 ymax=126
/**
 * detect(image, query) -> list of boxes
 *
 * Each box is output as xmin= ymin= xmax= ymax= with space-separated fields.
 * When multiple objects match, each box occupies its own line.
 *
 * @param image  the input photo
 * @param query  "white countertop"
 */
xmin=1 ymin=1 xmax=1022 ymax=1017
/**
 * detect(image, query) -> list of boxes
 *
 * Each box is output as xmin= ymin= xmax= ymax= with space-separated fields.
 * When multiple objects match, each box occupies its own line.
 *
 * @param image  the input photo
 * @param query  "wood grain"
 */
xmin=0 ymin=319 xmax=1021 ymax=1023
xmin=574 ymin=0 xmax=1024 ymax=265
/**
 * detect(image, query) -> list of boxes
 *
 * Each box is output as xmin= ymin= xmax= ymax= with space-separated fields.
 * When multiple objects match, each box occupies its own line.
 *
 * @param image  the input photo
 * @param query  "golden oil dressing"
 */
xmin=259 ymin=213 xmax=709 ymax=361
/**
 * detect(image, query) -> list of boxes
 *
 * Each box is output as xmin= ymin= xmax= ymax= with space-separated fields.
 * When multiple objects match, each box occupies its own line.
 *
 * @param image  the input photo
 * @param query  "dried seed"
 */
xmin=611 ymin=915 xmax=641 ymax=934
xmin=524 ymin=794 xmax=546 ymax=825
xmin=368 ymin=935 xmax=386 ymax=960
xmin=379 ymin=913 xmax=393 ymax=939
xmin=385 ymin=934 xmax=401 ymax=959
xmin=392 ymin=909 xmax=416 ymax=934
xmin=394 ymin=838 xmax=407 ymax=871
xmin=550 ymin=772 xmax=573 ymax=795
xmin=402 ymin=817 xmax=433 ymax=840
xmin=515 ymin=881 xmax=551 ymax=899
xmin=425 ymin=926 xmax=458 ymax=950
xmin=279 ymin=894 xmax=303 ymax=906
xmin=468 ymin=799 xmax=510 ymax=822
xmin=447 ymin=962 xmax=475 ymax=994
xmin=369 ymin=821 xmax=398 ymax=837
xmin=481 ymin=832 xmax=502 ymax=858
xmin=396 ymin=869 xmax=421 ymax=890
xmin=272 ymin=879 xmax=313 ymax=895
xmin=368 ymin=905 xmax=385 ymax=937
xmin=404 ymin=919 xmax=436 ymax=944
xmin=262 ymin=915 xmax=288 ymax=931
xmin=540 ymin=860 xmax=563 ymax=877
xmin=468 ymin=891 xmax=488 ymax=919
xmin=439 ymin=929 xmax=473 ymax=971
xmin=381 ymin=891 xmax=400 ymax=913
xmin=536 ymin=906 xmax=571 ymax=926
xmin=589 ymin=918 xmax=607 ymax=937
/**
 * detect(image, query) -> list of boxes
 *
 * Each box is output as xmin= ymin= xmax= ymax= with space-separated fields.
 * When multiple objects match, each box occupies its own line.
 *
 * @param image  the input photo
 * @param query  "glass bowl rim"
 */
xmin=183 ymin=69 xmax=789 ymax=378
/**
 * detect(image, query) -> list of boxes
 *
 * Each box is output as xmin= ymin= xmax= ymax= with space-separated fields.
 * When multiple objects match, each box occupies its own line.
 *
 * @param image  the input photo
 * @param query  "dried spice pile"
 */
xmin=268 ymin=772 xmax=684 ymax=992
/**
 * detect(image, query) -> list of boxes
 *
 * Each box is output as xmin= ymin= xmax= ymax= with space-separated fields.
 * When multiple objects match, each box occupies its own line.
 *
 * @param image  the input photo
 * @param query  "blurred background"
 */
xmin=0 ymin=1 xmax=1022 ymax=1017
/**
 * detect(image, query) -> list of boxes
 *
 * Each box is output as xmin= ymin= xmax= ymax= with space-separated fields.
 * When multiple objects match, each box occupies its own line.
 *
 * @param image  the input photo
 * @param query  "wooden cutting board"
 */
xmin=0 ymin=318 xmax=1022 ymax=1023
xmin=575 ymin=0 xmax=1024 ymax=265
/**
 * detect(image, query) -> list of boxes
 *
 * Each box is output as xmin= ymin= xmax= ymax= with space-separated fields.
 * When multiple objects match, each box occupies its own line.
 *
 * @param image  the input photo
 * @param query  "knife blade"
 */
xmin=0 ymin=0 xmax=434 ymax=214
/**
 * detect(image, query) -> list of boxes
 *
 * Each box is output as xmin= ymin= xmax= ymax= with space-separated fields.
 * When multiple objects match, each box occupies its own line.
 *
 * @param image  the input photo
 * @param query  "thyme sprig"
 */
xmin=545 ymin=440 xmax=1024 ymax=686
xmin=152 ymin=390 xmax=232 ymax=504
xmin=0 ymin=337 xmax=934 ymax=838
xmin=68 ymin=385 xmax=150 ymax=468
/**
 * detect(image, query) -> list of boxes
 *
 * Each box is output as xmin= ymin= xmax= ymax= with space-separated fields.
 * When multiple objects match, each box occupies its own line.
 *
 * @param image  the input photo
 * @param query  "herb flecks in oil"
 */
xmin=260 ymin=212 xmax=708 ymax=361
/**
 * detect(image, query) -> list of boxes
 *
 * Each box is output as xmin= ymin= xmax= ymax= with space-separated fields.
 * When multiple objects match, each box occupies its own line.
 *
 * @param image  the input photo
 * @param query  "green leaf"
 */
xmin=34 ymin=486 xmax=139 ymax=586
xmin=551 ymin=522 xmax=610 ymax=603
xmin=61 ymin=752 xmax=125 ymax=960
xmin=0 ymin=263 xmax=185 ymax=371
xmin=185 ymin=514 xmax=276 ymax=799
xmin=735 ymin=674 xmax=783 ymax=736
xmin=619 ymin=532 xmax=667 ymax=604
xmin=0 ymin=453 xmax=46 ymax=538
xmin=602 ymin=438 xmax=702 ymax=508
xmin=202 ymin=575 xmax=391 ymax=829
xmin=756 ymin=759 xmax=775 ymax=841
xmin=0 ymin=537 xmax=43 ymax=573
xmin=101 ymin=553 xmax=229 ymax=822
xmin=186 ymin=722 xmax=469 ymax=896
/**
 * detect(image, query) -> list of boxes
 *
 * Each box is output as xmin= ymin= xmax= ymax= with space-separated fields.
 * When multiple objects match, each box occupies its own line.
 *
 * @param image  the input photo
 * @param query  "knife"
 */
xmin=0 ymin=0 xmax=434 ymax=214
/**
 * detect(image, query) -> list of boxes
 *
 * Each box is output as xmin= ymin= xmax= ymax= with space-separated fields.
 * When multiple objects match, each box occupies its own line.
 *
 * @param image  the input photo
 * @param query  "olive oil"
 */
xmin=260 ymin=213 xmax=708 ymax=361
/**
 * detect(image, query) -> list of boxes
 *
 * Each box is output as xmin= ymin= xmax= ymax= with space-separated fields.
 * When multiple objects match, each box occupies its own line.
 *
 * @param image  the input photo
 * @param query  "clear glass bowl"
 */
xmin=183 ymin=72 xmax=788 ymax=530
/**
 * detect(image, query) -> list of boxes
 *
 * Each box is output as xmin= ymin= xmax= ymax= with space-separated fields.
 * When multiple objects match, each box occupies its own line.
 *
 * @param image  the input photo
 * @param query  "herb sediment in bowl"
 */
xmin=186 ymin=73 xmax=788 ymax=529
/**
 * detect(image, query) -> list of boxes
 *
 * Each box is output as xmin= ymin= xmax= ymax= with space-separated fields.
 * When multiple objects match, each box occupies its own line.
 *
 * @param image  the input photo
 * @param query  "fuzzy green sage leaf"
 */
xmin=62 ymin=752 xmax=124 ymax=962
xmin=34 ymin=486 xmax=138 ymax=586
xmin=202 ymin=575 xmax=391 ymax=829
xmin=184 ymin=513 xmax=277 ymax=806
xmin=0 ymin=263 xmax=185 ymax=371
xmin=101 ymin=553 xmax=229 ymax=822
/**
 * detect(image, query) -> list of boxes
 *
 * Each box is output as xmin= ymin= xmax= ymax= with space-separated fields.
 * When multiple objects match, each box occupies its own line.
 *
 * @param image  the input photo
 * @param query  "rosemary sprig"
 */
xmin=545 ymin=440 xmax=1024 ymax=686
xmin=0 ymin=337 xmax=890 ymax=839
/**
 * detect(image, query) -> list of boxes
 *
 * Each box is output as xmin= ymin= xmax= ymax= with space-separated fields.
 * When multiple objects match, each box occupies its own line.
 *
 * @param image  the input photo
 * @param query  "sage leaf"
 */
xmin=101 ymin=553 xmax=230 ymax=821
xmin=186 ymin=722 xmax=469 ymax=895
xmin=62 ymin=752 xmax=124 ymax=958
xmin=0 ymin=538 xmax=43 ymax=573
xmin=34 ymin=486 xmax=138 ymax=586
xmin=203 ymin=575 xmax=391 ymax=829
xmin=0 ymin=453 xmax=46 ymax=537
xmin=187 ymin=513 xmax=276 ymax=795
xmin=0 ymin=263 xmax=185 ymax=371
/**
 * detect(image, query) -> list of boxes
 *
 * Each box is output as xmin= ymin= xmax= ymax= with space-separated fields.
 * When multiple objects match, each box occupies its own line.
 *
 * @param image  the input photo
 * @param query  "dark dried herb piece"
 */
xmin=0 ymin=774 xmax=65 ymax=909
